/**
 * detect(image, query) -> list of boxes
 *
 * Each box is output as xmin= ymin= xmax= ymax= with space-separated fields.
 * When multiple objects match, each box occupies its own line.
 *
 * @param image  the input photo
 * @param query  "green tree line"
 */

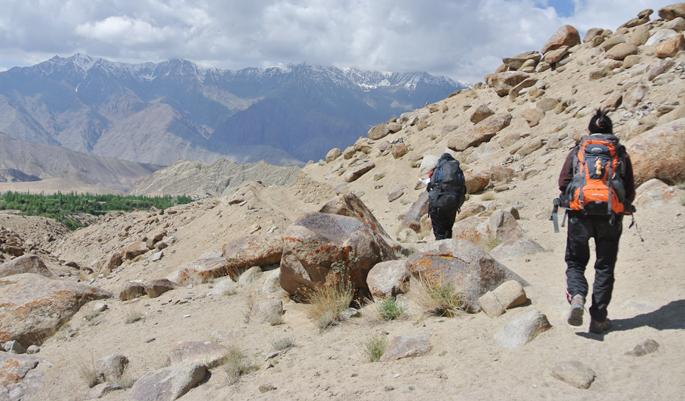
xmin=0 ymin=192 xmax=192 ymax=230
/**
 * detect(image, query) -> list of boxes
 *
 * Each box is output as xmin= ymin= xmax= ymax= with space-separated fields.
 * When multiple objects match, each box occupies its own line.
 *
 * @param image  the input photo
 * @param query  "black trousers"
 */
xmin=565 ymin=213 xmax=622 ymax=321
xmin=428 ymin=192 xmax=458 ymax=240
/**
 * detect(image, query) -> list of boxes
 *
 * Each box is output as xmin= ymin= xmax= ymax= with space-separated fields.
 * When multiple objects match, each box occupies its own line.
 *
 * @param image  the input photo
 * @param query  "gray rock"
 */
xmin=366 ymin=260 xmax=409 ymax=299
xmin=494 ymin=310 xmax=551 ymax=348
xmin=131 ymin=363 xmax=209 ymax=401
xmin=380 ymin=335 xmax=431 ymax=361
xmin=0 ymin=255 xmax=52 ymax=279
xmin=626 ymin=338 xmax=660 ymax=356
xmin=491 ymin=280 xmax=528 ymax=309
xmin=479 ymin=291 xmax=506 ymax=317
xmin=0 ymin=353 xmax=41 ymax=400
xmin=387 ymin=187 xmax=405 ymax=202
xmin=95 ymin=354 xmax=129 ymax=384
xmin=209 ymin=277 xmax=238 ymax=296
xmin=149 ymin=251 xmax=164 ymax=262
xmin=646 ymin=29 xmax=679 ymax=46
xmin=3 ymin=340 xmax=26 ymax=354
xmin=252 ymin=298 xmax=284 ymax=325
xmin=490 ymin=238 xmax=545 ymax=259
xmin=551 ymin=360 xmax=596 ymax=389
xmin=238 ymin=266 xmax=262 ymax=286
xmin=168 ymin=341 xmax=229 ymax=368
xmin=343 ymin=160 xmax=376 ymax=182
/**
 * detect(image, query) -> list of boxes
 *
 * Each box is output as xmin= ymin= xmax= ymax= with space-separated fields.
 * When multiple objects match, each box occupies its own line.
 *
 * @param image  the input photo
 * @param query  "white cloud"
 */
xmin=0 ymin=0 xmax=676 ymax=81
xmin=76 ymin=16 xmax=175 ymax=46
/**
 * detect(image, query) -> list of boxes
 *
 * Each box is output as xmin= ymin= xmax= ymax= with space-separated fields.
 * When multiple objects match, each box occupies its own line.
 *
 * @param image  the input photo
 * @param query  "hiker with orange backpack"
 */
xmin=557 ymin=109 xmax=635 ymax=334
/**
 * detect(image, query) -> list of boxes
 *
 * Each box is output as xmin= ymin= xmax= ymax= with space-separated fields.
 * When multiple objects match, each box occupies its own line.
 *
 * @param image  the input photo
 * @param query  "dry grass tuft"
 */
xmin=364 ymin=336 xmax=387 ymax=362
xmin=376 ymin=297 xmax=404 ymax=321
xmin=77 ymin=355 xmax=98 ymax=388
xmin=223 ymin=346 xmax=258 ymax=385
xmin=411 ymin=275 xmax=464 ymax=317
xmin=306 ymin=282 xmax=354 ymax=329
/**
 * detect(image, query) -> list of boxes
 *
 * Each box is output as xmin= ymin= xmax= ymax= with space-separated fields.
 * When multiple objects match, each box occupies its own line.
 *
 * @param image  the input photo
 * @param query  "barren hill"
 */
xmin=132 ymin=159 xmax=302 ymax=197
xmin=0 ymin=132 xmax=157 ymax=193
xmin=1 ymin=4 xmax=684 ymax=401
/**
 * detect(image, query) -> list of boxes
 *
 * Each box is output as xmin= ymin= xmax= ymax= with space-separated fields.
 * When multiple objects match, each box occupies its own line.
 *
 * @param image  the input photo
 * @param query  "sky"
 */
xmin=0 ymin=0 xmax=675 ymax=82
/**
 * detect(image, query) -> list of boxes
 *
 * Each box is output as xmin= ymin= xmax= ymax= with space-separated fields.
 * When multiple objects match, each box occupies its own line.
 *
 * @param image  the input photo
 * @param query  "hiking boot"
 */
xmin=589 ymin=318 xmax=612 ymax=334
xmin=566 ymin=294 xmax=585 ymax=326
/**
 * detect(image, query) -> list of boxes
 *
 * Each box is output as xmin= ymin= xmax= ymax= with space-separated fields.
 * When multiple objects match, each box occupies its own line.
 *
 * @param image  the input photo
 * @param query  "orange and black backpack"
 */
xmin=561 ymin=134 xmax=628 ymax=215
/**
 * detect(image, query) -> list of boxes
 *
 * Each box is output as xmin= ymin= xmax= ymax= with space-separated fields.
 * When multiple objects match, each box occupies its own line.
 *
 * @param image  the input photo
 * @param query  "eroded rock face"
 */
xmin=279 ymin=212 xmax=393 ymax=299
xmin=0 ymin=274 xmax=110 ymax=345
xmin=0 ymin=255 xmax=52 ymax=279
xmin=222 ymin=235 xmax=283 ymax=280
xmin=406 ymin=240 xmax=525 ymax=308
xmin=627 ymin=118 xmax=685 ymax=186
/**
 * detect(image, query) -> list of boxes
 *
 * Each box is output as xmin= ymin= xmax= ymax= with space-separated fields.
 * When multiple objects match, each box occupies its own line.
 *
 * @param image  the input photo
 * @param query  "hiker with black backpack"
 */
xmin=427 ymin=153 xmax=466 ymax=240
xmin=557 ymin=109 xmax=635 ymax=334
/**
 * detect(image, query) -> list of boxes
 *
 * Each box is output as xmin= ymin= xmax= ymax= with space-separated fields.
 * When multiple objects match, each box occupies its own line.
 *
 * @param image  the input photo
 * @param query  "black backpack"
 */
xmin=429 ymin=158 xmax=466 ymax=210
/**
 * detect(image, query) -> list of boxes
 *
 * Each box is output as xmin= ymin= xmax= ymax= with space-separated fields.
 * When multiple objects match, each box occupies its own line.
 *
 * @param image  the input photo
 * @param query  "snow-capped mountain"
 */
xmin=0 ymin=54 xmax=460 ymax=165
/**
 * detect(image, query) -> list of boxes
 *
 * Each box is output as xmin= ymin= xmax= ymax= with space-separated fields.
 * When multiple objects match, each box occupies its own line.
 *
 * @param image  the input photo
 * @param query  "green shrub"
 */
xmin=365 ymin=336 xmax=387 ymax=362
xmin=377 ymin=297 xmax=404 ymax=320
xmin=0 ymin=191 xmax=192 ymax=230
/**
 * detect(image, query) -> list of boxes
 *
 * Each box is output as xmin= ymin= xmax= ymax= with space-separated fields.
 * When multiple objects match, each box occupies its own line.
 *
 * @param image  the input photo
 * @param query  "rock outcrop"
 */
xmin=0 ymin=274 xmax=110 ymax=345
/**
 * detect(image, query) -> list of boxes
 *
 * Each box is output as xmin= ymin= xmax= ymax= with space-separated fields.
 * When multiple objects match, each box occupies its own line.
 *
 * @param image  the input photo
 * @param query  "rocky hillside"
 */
xmin=0 ymin=4 xmax=684 ymax=401
xmin=0 ymin=56 xmax=459 ymax=165
xmin=0 ymin=132 xmax=157 ymax=192
xmin=132 ymin=159 xmax=302 ymax=197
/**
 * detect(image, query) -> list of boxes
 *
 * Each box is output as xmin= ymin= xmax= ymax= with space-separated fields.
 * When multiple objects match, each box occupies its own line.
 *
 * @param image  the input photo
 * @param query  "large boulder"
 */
xmin=366 ymin=260 xmax=409 ymax=299
xmin=320 ymin=193 xmax=400 ymax=254
xmin=502 ymin=51 xmax=541 ymax=71
xmin=368 ymin=124 xmax=389 ymax=140
xmin=0 ymin=274 xmax=110 ymax=345
xmin=123 ymin=241 xmax=149 ymax=260
xmin=627 ymin=118 xmax=685 ymax=186
xmin=448 ymin=113 xmax=512 ymax=151
xmin=542 ymin=25 xmax=580 ymax=54
xmin=280 ymin=213 xmax=396 ymax=299
xmin=222 ymin=234 xmax=283 ymax=279
xmin=485 ymin=72 xmax=530 ymax=97
xmin=634 ymin=179 xmax=682 ymax=208
xmin=0 ymin=255 xmax=52 ymax=278
xmin=656 ymin=33 xmax=685 ymax=58
xmin=406 ymin=239 xmax=525 ymax=308
xmin=131 ymin=363 xmax=209 ymax=401
xmin=397 ymin=192 xmax=429 ymax=233
xmin=646 ymin=29 xmax=679 ymax=46
xmin=606 ymin=43 xmax=638 ymax=60
xmin=659 ymin=3 xmax=685 ymax=20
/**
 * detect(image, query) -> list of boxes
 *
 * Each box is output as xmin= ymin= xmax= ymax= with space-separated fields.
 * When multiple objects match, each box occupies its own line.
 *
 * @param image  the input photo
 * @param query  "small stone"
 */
xmin=88 ymin=382 xmax=123 ymax=399
xmin=380 ymin=335 xmax=431 ymax=361
xmin=551 ymin=361 xmax=596 ymax=389
xmin=339 ymin=307 xmax=361 ymax=320
xmin=494 ymin=310 xmax=551 ymax=348
xmin=145 ymin=279 xmax=177 ymax=298
xmin=470 ymin=105 xmax=495 ymax=124
xmin=252 ymin=298 xmax=284 ymax=325
xmin=149 ymin=251 xmax=163 ymax=262
xmin=626 ymin=339 xmax=660 ymax=356
xmin=238 ymin=266 xmax=262 ymax=286
xmin=96 ymin=354 xmax=130 ymax=384
xmin=93 ymin=302 xmax=108 ymax=313
xmin=26 ymin=345 xmax=40 ymax=354
xmin=491 ymin=280 xmax=528 ymax=309
xmin=387 ymin=187 xmax=405 ymax=202
xmin=130 ymin=363 xmax=209 ymax=401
